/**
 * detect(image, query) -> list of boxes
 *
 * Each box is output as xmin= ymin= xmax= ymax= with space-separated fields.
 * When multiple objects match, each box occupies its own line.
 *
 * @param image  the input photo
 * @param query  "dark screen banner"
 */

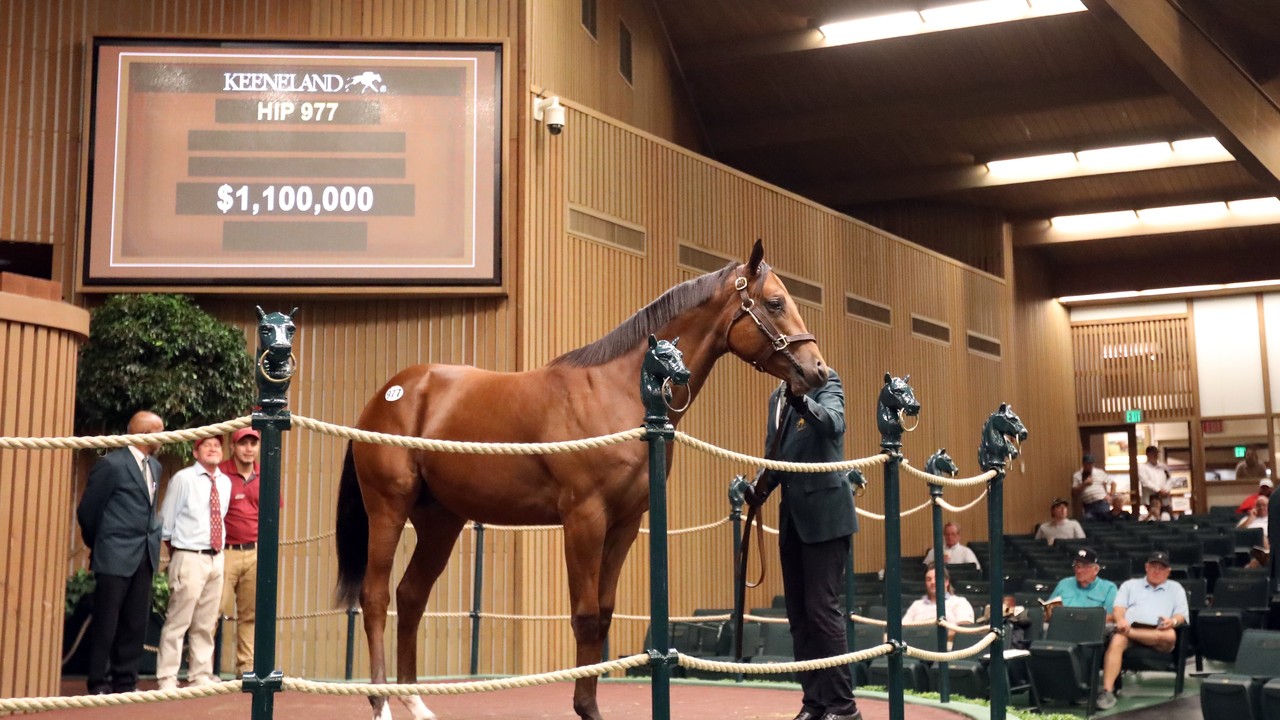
xmin=83 ymin=40 xmax=501 ymax=287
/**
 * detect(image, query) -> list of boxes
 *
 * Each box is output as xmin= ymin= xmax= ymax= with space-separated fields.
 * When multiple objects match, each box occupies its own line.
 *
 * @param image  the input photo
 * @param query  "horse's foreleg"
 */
xmin=596 ymin=517 xmax=643 ymax=647
xmin=361 ymin=498 xmax=410 ymax=720
xmin=393 ymin=504 xmax=466 ymax=720
xmin=562 ymin=507 xmax=608 ymax=720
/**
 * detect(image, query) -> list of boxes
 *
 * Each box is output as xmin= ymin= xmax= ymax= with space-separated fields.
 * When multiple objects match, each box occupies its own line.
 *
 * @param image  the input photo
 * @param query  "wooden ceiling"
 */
xmin=651 ymin=0 xmax=1280 ymax=298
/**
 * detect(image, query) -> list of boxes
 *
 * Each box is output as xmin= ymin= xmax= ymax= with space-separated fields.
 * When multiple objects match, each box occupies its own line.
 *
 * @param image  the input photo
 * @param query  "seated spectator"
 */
xmin=1142 ymin=495 xmax=1172 ymax=522
xmin=922 ymin=522 xmax=981 ymax=569
xmin=1035 ymin=498 xmax=1085 ymax=545
xmin=1237 ymin=481 xmax=1273 ymax=518
xmin=1108 ymin=495 xmax=1133 ymax=522
xmin=1095 ymin=552 xmax=1188 ymax=710
xmin=1238 ymin=495 xmax=1269 ymax=536
xmin=1045 ymin=547 xmax=1119 ymax=622
xmin=903 ymin=567 xmax=975 ymax=641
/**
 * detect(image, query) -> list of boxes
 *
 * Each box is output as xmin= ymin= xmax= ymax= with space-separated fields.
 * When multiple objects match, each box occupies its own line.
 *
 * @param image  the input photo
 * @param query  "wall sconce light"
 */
xmin=533 ymin=96 xmax=565 ymax=135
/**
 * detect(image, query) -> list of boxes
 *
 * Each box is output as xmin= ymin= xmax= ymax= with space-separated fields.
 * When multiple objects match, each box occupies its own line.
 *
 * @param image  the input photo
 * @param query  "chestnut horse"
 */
xmin=334 ymin=241 xmax=828 ymax=720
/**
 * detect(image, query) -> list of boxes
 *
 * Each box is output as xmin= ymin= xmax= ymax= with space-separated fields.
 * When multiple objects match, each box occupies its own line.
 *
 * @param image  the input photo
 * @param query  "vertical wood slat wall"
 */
xmin=0 ymin=294 xmax=90 ymax=698
xmin=1071 ymin=316 xmax=1194 ymax=425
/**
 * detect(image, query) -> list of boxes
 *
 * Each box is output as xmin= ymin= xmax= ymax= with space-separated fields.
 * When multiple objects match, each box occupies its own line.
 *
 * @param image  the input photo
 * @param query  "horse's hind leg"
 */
xmin=360 ymin=493 xmax=412 ymax=720
xmin=393 ymin=502 xmax=466 ymax=720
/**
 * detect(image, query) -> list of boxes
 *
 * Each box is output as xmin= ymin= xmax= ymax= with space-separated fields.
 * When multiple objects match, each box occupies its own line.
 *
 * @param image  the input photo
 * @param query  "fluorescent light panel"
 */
xmin=1060 ymin=279 xmax=1280 ymax=304
xmin=987 ymin=137 xmax=1229 ymax=181
xmin=1051 ymin=197 xmax=1279 ymax=234
xmin=819 ymin=0 xmax=1086 ymax=46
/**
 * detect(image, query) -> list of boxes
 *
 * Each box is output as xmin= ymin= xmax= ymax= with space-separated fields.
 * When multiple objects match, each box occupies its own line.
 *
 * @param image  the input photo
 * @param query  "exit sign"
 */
xmin=1125 ymin=409 xmax=1143 ymax=423
xmin=1236 ymin=446 xmax=1248 ymax=458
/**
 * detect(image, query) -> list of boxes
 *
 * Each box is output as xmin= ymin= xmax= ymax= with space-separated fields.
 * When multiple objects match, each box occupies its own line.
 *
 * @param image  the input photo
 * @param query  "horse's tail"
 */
xmin=334 ymin=442 xmax=368 ymax=609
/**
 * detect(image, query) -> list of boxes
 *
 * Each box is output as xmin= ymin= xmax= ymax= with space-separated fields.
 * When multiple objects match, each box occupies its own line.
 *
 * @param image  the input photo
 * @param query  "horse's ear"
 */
xmin=904 ymin=374 xmax=911 ymax=383
xmin=999 ymin=403 xmax=1008 ymax=411
xmin=288 ymin=307 xmax=300 ymax=319
xmin=672 ymin=336 xmax=680 ymax=347
xmin=256 ymin=305 xmax=266 ymax=320
xmin=648 ymin=334 xmax=658 ymax=349
xmin=747 ymin=239 xmax=765 ymax=276
xmin=884 ymin=372 xmax=892 ymax=383
xmin=941 ymin=447 xmax=947 ymax=454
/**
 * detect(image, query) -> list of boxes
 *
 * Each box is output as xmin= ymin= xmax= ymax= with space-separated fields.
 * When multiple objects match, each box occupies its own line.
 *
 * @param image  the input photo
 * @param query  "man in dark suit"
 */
xmin=767 ymin=370 xmax=861 ymax=720
xmin=76 ymin=410 xmax=164 ymax=694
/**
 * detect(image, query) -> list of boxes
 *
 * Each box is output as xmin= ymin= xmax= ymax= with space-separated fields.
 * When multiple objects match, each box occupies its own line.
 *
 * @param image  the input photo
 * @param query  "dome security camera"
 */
xmin=534 ymin=96 xmax=565 ymax=136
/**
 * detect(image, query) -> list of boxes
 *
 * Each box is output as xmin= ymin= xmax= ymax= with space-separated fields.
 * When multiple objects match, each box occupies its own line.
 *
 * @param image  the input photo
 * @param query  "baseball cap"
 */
xmin=1051 ymin=497 xmax=1069 ymax=509
xmin=232 ymin=427 xmax=261 ymax=444
xmin=1082 ymin=453 xmax=1095 ymax=464
xmin=1073 ymin=547 xmax=1099 ymax=565
xmin=194 ymin=435 xmax=222 ymax=450
xmin=1260 ymin=479 xmax=1274 ymax=488
xmin=1146 ymin=551 xmax=1171 ymax=567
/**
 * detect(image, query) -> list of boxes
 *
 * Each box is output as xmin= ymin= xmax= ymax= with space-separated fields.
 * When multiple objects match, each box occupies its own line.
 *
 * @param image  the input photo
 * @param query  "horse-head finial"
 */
xmin=978 ymin=403 xmax=1029 ymax=472
xmin=641 ymin=334 xmax=691 ymax=420
xmin=255 ymin=307 xmax=298 ymax=411
xmin=877 ymin=372 xmax=921 ymax=450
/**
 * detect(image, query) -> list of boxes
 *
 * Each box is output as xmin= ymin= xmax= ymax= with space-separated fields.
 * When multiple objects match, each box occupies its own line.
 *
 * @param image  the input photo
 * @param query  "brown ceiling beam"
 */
xmin=681 ymin=29 xmax=826 ymax=70
xmin=1083 ymin=0 xmax=1280 ymax=196
xmin=1046 ymin=248 xmax=1280 ymax=298
xmin=713 ymin=73 xmax=1162 ymax=155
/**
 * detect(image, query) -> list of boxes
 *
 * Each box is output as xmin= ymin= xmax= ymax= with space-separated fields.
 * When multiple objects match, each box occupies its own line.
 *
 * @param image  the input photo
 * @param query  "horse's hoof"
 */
xmin=398 ymin=696 xmax=437 ymax=720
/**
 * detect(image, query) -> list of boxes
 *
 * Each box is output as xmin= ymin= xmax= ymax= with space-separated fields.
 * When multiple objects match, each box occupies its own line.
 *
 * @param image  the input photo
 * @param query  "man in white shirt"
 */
xmin=1072 ymin=454 xmax=1113 ymax=521
xmin=1136 ymin=446 xmax=1170 ymax=506
xmin=1036 ymin=498 xmax=1086 ymax=545
xmin=903 ymin=567 xmax=975 ymax=642
xmin=156 ymin=436 xmax=231 ymax=690
xmin=922 ymin=522 xmax=981 ymax=569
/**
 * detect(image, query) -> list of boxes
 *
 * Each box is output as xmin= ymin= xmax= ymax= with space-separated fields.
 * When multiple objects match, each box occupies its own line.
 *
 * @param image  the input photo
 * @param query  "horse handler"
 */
xmin=747 ymin=369 xmax=862 ymax=720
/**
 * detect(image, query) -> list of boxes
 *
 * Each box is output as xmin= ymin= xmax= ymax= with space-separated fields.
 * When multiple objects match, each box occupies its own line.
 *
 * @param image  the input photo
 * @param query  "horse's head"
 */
xmin=641 ymin=335 xmax=691 ymax=417
xmin=979 ymin=403 xmax=1029 ymax=469
xmin=877 ymin=372 xmax=921 ymax=440
xmin=926 ymin=448 xmax=958 ymax=478
xmin=724 ymin=240 xmax=828 ymax=394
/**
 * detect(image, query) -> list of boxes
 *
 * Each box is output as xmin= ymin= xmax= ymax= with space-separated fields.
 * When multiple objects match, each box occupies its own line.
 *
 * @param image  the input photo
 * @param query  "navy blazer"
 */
xmin=76 ymin=448 xmax=162 ymax=577
xmin=768 ymin=369 xmax=857 ymax=544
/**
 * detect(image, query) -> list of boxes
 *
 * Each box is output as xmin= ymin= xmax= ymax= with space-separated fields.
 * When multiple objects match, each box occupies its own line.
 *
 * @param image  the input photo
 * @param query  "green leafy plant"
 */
xmin=65 ymin=569 xmax=96 ymax=615
xmin=150 ymin=572 xmax=171 ymax=618
xmin=75 ymin=294 xmax=255 ymax=453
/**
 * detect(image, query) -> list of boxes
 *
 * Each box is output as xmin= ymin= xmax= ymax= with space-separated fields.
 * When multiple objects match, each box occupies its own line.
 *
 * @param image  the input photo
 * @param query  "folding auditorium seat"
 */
xmin=1027 ymin=606 xmax=1108 ymax=715
xmin=1200 ymin=629 xmax=1280 ymax=720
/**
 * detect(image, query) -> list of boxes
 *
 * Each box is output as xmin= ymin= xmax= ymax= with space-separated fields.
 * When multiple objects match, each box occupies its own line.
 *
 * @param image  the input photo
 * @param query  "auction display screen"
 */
xmin=83 ymin=39 xmax=501 ymax=287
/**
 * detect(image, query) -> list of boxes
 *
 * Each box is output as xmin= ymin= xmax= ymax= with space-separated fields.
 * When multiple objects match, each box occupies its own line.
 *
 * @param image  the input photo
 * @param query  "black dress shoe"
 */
xmin=792 ymin=711 xmax=820 ymax=720
xmin=820 ymin=712 xmax=863 ymax=720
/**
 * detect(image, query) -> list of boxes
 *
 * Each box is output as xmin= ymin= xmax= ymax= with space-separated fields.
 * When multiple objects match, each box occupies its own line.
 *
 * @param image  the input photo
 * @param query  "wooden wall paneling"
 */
xmin=0 ymin=296 xmax=87 ymax=697
xmin=1070 ymin=316 xmax=1194 ymax=427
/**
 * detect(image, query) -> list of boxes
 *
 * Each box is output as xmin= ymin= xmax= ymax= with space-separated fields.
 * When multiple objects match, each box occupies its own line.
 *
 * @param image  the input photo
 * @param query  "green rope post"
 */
xmin=244 ymin=307 xmax=297 ymax=720
xmin=929 ymin=481 xmax=949 ymax=702
xmin=470 ymin=523 xmax=485 ymax=675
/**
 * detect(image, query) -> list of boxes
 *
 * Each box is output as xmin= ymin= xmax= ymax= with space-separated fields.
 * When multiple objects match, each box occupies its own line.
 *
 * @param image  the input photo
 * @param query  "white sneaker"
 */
xmin=188 ymin=674 xmax=221 ymax=687
xmin=1096 ymin=689 xmax=1117 ymax=710
xmin=156 ymin=677 xmax=179 ymax=692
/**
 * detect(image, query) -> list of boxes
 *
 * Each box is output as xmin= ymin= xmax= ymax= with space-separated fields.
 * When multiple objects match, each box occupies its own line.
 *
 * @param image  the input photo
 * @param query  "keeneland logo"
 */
xmin=222 ymin=71 xmax=387 ymax=93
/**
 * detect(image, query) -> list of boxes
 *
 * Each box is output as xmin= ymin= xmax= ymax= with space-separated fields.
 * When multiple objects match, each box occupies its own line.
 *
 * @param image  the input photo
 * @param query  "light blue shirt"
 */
xmin=160 ymin=463 xmax=230 ymax=551
xmin=1050 ymin=576 xmax=1118 ymax=611
xmin=1114 ymin=577 xmax=1188 ymax=626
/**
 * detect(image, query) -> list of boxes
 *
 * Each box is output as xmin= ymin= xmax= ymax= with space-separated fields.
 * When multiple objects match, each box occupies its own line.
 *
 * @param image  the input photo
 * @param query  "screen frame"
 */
xmin=77 ymin=36 xmax=506 ymax=294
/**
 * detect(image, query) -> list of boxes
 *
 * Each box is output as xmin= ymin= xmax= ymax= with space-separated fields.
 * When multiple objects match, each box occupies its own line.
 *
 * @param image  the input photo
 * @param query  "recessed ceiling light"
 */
xmin=1059 ymin=279 xmax=1280 ymax=304
xmin=1137 ymin=202 xmax=1228 ymax=225
xmin=1171 ymin=137 xmax=1231 ymax=162
xmin=1050 ymin=210 xmax=1139 ymax=233
xmin=986 ymin=152 xmax=1077 ymax=179
xmin=1076 ymin=142 xmax=1172 ymax=171
xmin=819 ymin=0 xmax=1085 ymax=46
xmin=1227 ymin=197 xmax=1280 ymax=216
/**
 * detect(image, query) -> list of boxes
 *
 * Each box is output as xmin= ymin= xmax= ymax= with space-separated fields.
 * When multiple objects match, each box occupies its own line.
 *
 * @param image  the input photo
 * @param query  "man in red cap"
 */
xmin=218 ymin=426 xmax=275 ymax=676
xmin=156 ymin=435 xmax=230 ymax=690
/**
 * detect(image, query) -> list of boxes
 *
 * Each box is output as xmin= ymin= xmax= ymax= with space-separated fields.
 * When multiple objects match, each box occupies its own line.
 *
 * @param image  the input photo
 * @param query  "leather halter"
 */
xmin=725 ymin=271 xmax=817 ymax=373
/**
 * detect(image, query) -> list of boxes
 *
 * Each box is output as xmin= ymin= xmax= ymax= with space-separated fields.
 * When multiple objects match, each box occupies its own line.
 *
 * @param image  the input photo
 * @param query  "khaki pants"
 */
xmin=157 ymin=550 xmax=224 ymax=684
xmin=220 ymin=547 xmax=258 ymax=673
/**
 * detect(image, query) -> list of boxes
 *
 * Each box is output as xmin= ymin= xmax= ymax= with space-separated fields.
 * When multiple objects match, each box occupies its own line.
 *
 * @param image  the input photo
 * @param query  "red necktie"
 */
xmin=209 ymin=475 xmax=223 ymax=551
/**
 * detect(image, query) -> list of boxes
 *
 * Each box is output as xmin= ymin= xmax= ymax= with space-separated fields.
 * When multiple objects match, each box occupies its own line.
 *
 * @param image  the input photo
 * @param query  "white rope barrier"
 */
xmin=673 ymin=432 xmax=889 ymax=472
xmin=284 ymin=654 xmax=651 ymax=696
xmin=935 ymin=490 xmax=990 ymax=513
xmin=0 ymin=681 xmax=244 ymax=712
xmin=677 ymin=644 xmax=895 ymax=674
xmin=900 ymin=461 xmax=998 ymax=488
xmin=292 ymin=414 xmax=647 ymax=454
xmin=0 ymin=418 xmax=253 ymax=450
xmin=904 ymin=631 xmax=1001 ymax=662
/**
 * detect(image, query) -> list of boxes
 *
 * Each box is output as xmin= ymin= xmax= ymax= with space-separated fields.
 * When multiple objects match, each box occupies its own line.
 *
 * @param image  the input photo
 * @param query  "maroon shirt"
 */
xmin=218 ymin=459 xmax=280 ymax=544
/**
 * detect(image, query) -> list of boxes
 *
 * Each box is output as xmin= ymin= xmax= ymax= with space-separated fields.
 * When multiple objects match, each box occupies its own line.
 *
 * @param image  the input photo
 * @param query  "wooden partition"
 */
xmin=0 ymin=292 xmax=90 ymax=698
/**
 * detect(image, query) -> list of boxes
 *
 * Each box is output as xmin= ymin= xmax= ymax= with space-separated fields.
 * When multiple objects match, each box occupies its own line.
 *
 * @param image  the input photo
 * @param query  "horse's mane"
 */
xmin=550 ymin=261 xmax=739 ymax=368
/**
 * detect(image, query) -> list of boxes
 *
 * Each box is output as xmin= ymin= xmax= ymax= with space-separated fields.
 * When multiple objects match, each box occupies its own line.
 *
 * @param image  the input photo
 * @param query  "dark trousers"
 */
xmin=780 ymin=521 xmax=857 ymax=716
xmin=1083 ymin=499 xmax=1112 ymax=521
xmin=87 ymin=555 xmax=152 ymax=692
